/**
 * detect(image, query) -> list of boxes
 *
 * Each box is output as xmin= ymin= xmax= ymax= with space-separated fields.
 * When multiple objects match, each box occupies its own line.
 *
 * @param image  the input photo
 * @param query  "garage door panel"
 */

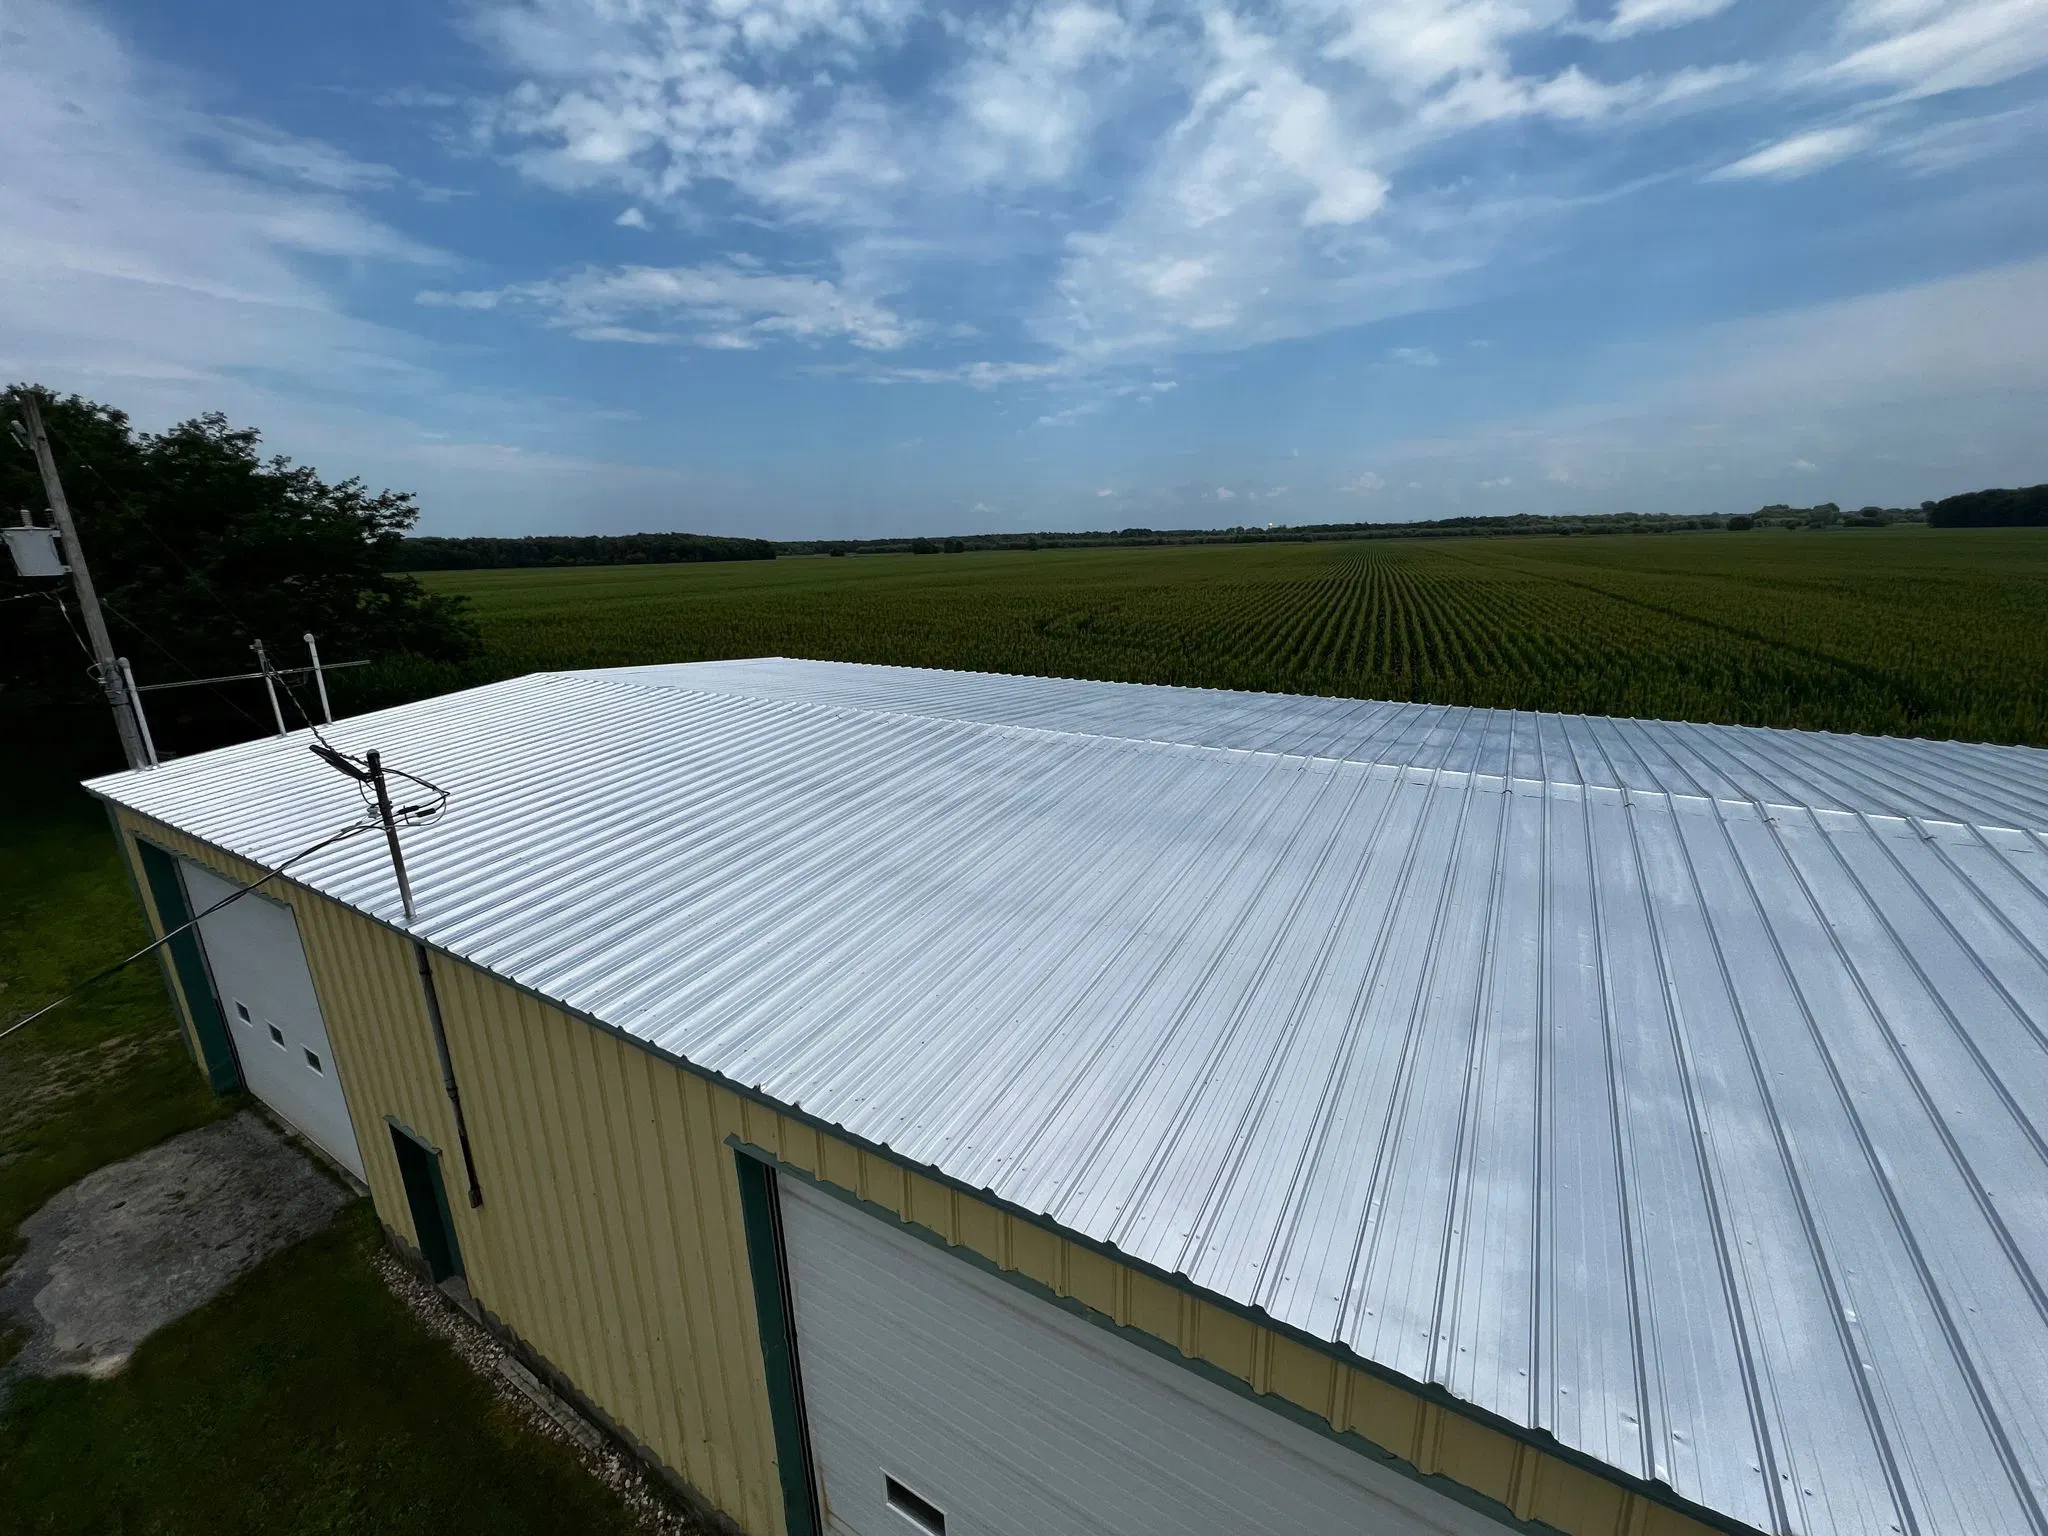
xmin=181 ymin=859 xmax=367 ymax=1180
xmin=782 ymin=1179 xmax=1503 ymax=1536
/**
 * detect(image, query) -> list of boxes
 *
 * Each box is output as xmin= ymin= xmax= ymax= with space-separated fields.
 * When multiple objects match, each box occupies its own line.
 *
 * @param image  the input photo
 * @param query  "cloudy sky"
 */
xmin=3 ymin=0 xmax=2046 ymax=537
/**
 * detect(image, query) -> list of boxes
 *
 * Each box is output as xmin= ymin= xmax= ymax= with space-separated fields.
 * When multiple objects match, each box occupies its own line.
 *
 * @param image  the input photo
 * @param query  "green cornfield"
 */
xmin=393 ymin=526 xmax=2048 ymax=746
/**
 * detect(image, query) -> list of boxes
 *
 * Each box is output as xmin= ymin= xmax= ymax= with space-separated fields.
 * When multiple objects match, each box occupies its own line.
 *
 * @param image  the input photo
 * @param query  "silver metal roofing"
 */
xmin=89 ymin=659 xmax=2048 ymax=1536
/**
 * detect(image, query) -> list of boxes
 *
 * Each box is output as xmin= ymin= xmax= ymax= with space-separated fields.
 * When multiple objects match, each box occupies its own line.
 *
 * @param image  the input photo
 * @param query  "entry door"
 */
xmin=778 ymin=1178 xmax=1503 ymax=1536
xmin=181 ymin=859 xmax=367 ymax=1180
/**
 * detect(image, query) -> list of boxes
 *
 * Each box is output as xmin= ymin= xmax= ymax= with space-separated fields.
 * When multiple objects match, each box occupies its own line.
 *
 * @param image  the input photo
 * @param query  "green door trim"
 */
xmin=134 ymin=839 xmax=242 ymax=1096
xmin=387 ymin=1117 xmax=465 ymax=1284
xmin=734 ymin=1151 xmax=822 ymax=1536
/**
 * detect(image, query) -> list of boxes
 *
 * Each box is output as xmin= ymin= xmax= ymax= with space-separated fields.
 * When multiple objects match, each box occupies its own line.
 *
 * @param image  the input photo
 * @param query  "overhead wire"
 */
xmin=97 ymin=591 xmax=271 ymax=732
xmin=43 ymin=418 xmax=440 ymax=809
xmin=27 ymin=411 xmax=451 ymax=841
xmin=0 ymin=813 xmax=384 ymax=1044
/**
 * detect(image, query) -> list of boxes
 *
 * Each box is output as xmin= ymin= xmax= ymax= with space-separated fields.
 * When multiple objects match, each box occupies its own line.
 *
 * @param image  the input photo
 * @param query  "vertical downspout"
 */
xmin=364 ymin=748 xmax=484 ymax=1210
xmin=413 ymin=941 xmax=485 ymax=1209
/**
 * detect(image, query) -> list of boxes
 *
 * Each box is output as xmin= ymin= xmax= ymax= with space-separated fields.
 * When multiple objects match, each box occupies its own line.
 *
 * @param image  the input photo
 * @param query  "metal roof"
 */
xmin=88 ymin=659 xmax=2048 ymax=1536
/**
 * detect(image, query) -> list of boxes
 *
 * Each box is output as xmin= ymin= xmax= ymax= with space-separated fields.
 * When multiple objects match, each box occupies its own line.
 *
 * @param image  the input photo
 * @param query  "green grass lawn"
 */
xmin=0 ymin=727 xmax=654 ymax=1532
xmin=0 ymin=1206 xmax=648 ymax=1536
xmin=0 ymin=742 xmax=227 ymax=1268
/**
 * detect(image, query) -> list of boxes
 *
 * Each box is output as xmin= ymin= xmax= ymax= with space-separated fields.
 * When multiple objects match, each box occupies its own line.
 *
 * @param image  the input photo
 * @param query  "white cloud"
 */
xmin=1594 ymin=0 xmax=1737 ymax=39
xmin=850 ymin=359 xmax=1070 ymax=387
xmin=1347 ymin=260 xmax=2048 ymax=514
xmin=202 ymin=118 xmax=405 ymax=195
xmin=468 ymin=0 xmax=1767 ymax=372
xmin=1389 ymin=346 xmax=1440 ymax=366
xmin=1095 ymin=486 xmax=1115 ymax=496
xmin=0 ymin=0 xmax=444 ymax=413
xmin=474 ymin=0 xmax=917 ymax=218
xmin=1829 ymin=0 xmax=2048 ymax=98
xmin=1712 ymin=124 xmax=1876 ymax=180
xmin=1885 ymin=99 xmax=2048 ymax=171
xmin=420 ymin=263 xmax=915 ymax=350
xmin=1211 ymin=485 xmax=1236 ymax=500
xmin=1340 ymin=471 xmax=1387 ymax=494
xmin=944 ymin=4 xmax=1132 ymax=188
xmin=615 ymin=206 xmax=650 ymax=228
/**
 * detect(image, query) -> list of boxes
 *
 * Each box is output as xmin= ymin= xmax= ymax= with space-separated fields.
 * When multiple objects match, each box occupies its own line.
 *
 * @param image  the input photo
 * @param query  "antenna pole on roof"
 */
xmin=253 ymin=639 xmax=287 ymax=737
xmin=304 ymin=633 xmax=333 ymax=724
xmin=365 ymin=750 xmax=418 ymax=923
xmin=309 ymin=739 xmax=475 ymax=1203
xmin=117 ymin=657 xmax=159 ymax=768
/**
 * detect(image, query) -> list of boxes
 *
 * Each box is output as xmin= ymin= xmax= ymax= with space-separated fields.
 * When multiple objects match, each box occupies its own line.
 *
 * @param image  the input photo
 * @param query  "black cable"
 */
xmin=45 ymin=592 xmax=95 ymax=661
xmin=0 ymin=814 xmax=382 ymax=1043
xmin=97 ymin=592 xmax=270 ymax=732
xmin=52 ymin=422 xmax=292 ymax=733
xmin=43 ymin=418 xmax=451 ymax=828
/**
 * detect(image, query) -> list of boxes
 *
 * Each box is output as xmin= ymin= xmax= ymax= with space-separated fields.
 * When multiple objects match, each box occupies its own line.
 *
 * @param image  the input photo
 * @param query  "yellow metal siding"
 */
xmin=116 ymin=809 xmax=1722 ymax=1536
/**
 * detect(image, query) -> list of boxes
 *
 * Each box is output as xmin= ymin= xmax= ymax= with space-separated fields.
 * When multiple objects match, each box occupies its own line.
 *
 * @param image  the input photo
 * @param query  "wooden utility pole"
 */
xmin=13 ymin=391 xmax=148 ymax=770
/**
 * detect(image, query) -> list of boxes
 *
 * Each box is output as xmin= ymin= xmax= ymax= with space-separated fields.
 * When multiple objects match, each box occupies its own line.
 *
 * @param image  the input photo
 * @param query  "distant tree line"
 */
xmin=393 ymin=532 xmax=777 ymax=570
xmin=1924 ymin=484 xmax=2048 ymax=527
xmin=789 ymin=511 xmax=1743 ymax=557
xmin=1735 ymin=502 xmax=1928 ymax=530
xmin=384 ymin=483 xmax=2045 ymax=574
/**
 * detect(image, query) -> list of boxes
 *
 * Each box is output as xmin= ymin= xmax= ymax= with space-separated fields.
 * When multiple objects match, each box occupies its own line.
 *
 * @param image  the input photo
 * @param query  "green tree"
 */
xmin=2 ymin=389 xmax=478 ymax=760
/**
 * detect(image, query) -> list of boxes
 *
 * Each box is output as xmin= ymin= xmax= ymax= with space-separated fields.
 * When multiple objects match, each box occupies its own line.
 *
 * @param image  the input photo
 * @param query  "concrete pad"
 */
xmin=0 ymin=1110 xmax=347 ymax=1383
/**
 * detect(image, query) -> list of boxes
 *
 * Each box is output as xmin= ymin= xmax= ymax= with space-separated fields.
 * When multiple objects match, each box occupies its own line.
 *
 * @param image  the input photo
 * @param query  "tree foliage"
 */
xmin=1926 ymin=484 xmax=2048 ymax=527
xmin=1 ymin=389 xmax=478 ymax=758
xmin=395 ymin=532 xmax=775 ymax=570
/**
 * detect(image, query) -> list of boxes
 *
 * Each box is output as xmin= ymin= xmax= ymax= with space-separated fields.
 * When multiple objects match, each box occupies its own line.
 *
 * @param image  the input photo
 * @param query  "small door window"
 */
xmin=885 ymin=1476 xmax=945 ymax=1535
xmin=268 ymin=1023 xmax=286 ymax=1048
xmin=235 ymin=1000 xmax=252 ymax=1024
xmin=304 ymin=1048 xmax=323 ymax=1074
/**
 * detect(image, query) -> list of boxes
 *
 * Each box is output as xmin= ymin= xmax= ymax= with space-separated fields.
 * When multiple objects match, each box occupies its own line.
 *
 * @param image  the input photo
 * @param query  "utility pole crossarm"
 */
xmin=14 ymin=391 xmax=148 ymax=770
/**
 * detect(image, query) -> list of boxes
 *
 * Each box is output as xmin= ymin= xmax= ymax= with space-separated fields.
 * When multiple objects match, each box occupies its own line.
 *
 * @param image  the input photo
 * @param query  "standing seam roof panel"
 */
xmin=85 ymin=660 xmax=2048 ymax=1536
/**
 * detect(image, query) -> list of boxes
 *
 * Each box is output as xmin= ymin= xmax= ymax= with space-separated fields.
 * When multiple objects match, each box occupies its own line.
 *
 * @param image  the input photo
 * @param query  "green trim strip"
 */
xmin=734 ymin=1152 xmax=821 ymax=1536
xmin=134 ymin=839 xmax=242 ymax=1096
xmin=105 ymin=807 xmax=198 ymax=1077
xmin=731 ymin=1137 xmax=1567 ymax=1536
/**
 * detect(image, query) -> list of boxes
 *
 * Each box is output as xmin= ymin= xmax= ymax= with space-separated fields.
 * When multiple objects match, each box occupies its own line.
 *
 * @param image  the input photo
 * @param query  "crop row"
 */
xmin=389 ymin=530 xmax=2048 ymax=747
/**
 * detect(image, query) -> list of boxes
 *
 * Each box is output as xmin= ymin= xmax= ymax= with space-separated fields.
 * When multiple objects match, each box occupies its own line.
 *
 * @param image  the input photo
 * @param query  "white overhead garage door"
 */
xmin=181 ymin=859 xmax=367 ymax=1181
xmin=779 ymin=1177 xmax=1505 ymax=1536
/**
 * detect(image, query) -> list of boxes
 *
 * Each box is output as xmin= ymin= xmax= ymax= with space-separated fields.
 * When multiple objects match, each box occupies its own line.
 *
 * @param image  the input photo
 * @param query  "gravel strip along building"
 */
xmin=88 ymin=658 xmax=2048 ymax=1536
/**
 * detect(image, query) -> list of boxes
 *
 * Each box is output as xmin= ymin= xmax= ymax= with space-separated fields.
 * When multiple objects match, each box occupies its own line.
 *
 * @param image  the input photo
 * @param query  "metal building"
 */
xmin=88 ymin=658 xmax=2048 ymax=1536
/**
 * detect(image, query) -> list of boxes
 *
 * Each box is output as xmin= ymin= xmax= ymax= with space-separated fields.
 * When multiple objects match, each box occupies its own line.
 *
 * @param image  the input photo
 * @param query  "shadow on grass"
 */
xmin=0 ymin=1203 xmax=649 ymax=1535
xmin=0 ymin=720 xmax=233 ymax=1258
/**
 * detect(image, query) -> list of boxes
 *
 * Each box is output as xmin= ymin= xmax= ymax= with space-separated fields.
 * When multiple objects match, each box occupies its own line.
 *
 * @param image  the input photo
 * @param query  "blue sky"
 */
xmin=4 ymin=0 xmax=2046 ymax=538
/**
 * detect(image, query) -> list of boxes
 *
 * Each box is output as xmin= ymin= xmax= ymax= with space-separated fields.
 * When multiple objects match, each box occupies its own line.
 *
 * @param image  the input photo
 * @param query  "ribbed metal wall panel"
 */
xmin=90 ymin=662 xmax=2048 ymax=1536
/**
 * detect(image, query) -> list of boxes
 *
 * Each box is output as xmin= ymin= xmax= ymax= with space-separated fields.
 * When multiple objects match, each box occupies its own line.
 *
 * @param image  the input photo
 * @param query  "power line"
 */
xmin=0 ymin=814 xmax=383 ymax=1044
xmin=43 ymin=417 xmax=358 ymax=742
xmin=97 ymin=592 xmax=271 ymax=732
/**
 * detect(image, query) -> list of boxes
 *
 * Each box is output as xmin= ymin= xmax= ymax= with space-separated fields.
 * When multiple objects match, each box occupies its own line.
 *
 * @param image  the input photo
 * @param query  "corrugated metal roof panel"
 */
xmin=87 ymin=660 xmax=2048 ymax=1536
